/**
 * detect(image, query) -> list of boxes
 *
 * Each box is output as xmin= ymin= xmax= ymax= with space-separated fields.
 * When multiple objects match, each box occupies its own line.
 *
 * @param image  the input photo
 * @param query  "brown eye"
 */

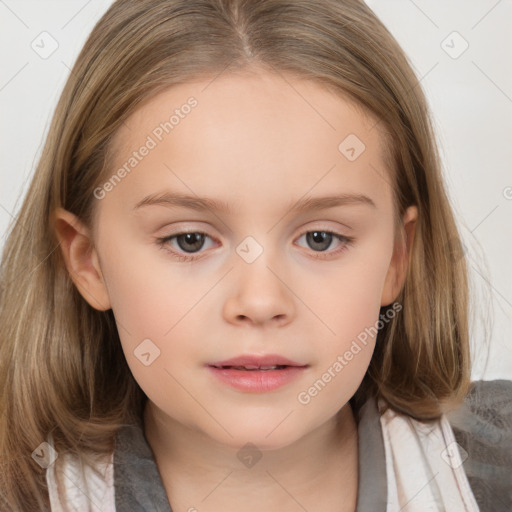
xmin=295 ymin=229 xmax=354 ymax=259
xmin=157 ymin=231 xmax=216 ymax=261
xmin=175 ymin=232 xmax=206 ymax=253
xmin=305 ymin=231 xmax=334 ymax=252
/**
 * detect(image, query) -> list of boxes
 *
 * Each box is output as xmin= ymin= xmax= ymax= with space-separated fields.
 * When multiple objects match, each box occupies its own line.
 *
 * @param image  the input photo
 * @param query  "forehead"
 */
xmin=104 ymin=70 xmax=394 ymax=216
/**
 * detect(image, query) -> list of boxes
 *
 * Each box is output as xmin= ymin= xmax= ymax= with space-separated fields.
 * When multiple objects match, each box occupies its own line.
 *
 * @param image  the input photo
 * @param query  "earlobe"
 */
xmin=52 ymin=207 xmax=111 ymax=311
xmin=381 ymin=205 xmax=418 ymax=306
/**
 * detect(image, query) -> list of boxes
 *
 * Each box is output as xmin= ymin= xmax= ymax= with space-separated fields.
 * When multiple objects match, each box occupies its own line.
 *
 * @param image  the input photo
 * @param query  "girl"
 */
xmin=0 ymin=0 xmax=510 ymax=511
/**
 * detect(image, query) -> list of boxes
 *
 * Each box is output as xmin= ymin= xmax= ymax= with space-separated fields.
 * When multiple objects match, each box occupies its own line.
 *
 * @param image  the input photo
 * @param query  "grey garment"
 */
xmin=447 ymin=379 xmax=512 ymax=511
xmin=113 ymin=380 xmax=512 ymax=512
xmin=114 ymin=419 xmax=173 ymax=512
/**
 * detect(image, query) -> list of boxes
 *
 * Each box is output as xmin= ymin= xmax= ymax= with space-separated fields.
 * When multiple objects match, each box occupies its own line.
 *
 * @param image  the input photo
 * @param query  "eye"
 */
xmin=295 ymin=230 xmax=354 ymax=258
xmin=157 ymin=231 xmax=216 ymax=261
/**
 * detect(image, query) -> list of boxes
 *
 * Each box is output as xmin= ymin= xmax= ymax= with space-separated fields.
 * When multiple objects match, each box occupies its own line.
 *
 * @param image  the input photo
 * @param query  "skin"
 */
xmin=54 ymin=68 xmax=417 ymax=512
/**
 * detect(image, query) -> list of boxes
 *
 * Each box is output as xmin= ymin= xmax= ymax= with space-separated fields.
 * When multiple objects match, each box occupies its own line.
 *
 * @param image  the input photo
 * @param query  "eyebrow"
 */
xmin=133 ymin=191 xmax=376 ymax=214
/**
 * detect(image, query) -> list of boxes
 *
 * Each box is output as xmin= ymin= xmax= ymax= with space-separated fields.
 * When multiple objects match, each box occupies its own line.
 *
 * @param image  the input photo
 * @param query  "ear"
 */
xmin=381 ymin=205 xmax=418 ymax=306
xmin=52 ymin=207 xmax=111 ymax=311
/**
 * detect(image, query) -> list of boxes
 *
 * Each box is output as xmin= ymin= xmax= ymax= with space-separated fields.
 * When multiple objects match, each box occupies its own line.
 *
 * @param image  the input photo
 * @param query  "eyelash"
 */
xmin=156 ymin=228 xmax=355 ymax=262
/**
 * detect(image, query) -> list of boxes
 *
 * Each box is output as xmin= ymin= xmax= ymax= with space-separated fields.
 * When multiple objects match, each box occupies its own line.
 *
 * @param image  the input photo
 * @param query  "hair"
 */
xmin=0 ymin=0 xmax=471 ymax=509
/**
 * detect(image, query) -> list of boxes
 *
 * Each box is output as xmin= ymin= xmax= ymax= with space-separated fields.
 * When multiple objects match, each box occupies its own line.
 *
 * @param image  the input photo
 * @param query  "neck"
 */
xmin=143 ymin=402 xmax=359 ymax=512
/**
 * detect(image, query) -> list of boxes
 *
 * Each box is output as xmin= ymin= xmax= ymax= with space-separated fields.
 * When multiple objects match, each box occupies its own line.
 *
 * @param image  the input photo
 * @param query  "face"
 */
xmin=59 ymin=69 xmax=415 ymax=450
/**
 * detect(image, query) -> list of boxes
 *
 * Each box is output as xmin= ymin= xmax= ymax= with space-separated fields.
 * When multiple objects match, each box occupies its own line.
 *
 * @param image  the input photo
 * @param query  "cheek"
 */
xmin=295 ymin=259 xmax=391 ymax=424
xmin=313 ymin=272 xmax=382 ymax=385
xmin=316 ymin=239 xmax=393 ymax=343
xmin=98 ymin=244 xmax=201 ymax=414
xmin=309 ymin=235 xmax=394 ymax=387
xmin=97 ymin=229 xmax=233 ymax=396
xmin=99 ymin=230 xmax=208 ymax=334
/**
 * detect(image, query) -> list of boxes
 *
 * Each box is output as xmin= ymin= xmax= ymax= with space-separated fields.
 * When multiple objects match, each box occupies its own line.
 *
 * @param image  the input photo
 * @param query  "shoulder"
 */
xmin=446 ymin=379 xmax=512 ymax=510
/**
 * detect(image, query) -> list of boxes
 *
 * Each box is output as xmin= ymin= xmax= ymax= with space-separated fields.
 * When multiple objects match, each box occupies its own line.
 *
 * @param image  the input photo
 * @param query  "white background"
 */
xmin=1 ymin=0 xmax=511 ymax=380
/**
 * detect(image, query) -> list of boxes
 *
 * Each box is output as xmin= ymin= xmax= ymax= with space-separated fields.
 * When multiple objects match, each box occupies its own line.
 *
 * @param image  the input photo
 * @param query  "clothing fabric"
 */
xmin=45 ymin=379 xmax=512 ymax=511
xmin=45 ymin=449 xmax=115 ymax=512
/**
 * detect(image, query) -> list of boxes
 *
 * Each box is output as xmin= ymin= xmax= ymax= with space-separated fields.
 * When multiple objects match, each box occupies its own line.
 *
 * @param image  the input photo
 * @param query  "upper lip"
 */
xmin=207 ymin=354 xmax=307 ymax=369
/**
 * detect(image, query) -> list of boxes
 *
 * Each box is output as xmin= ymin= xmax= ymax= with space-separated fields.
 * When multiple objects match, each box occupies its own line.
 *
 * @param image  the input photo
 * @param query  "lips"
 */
xmin=206 ymin=354 xmax=308 ymax=392
xmin=207 ymin=354 xmax=307 ymax=371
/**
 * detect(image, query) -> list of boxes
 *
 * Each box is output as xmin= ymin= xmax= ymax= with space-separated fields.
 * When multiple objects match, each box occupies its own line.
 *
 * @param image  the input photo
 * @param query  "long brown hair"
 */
xmin=0 ymin=0 xmax=470 ymax=509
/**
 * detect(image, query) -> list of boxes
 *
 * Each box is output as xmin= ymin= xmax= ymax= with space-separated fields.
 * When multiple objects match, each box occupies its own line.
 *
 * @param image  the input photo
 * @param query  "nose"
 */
xmin=222 ymin=250 xmax=295 ymax=328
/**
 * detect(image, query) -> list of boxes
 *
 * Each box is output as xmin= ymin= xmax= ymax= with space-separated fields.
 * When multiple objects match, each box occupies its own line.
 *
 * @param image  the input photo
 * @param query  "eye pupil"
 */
xmin=177 ymin=233 xmax=205 ymax=253
xmin=307 ymin=231 xmax=332 ymax=251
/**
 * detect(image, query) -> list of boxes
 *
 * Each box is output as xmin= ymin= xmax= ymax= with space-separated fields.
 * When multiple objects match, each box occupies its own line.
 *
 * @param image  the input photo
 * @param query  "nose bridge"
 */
xmin=235 ymin=233 xmax=283 ymax=293
xmin=235 ymin=234 xmax=268 ymax=266
xmin=223 ymin=233 xmax=294 ymax=325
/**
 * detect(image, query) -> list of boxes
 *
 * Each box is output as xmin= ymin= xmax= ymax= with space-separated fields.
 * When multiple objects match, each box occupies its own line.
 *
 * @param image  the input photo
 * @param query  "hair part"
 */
xmin=0 ymin=0 xmax=470 ymax=509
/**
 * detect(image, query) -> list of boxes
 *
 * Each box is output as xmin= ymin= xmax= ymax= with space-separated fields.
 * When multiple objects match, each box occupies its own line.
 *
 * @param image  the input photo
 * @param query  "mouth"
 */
xmin=208 ymin=364 xmax=293 ymax=371
xmin=206 ymin=354 xmax=308 ymax=392
xmin=207 ymin=353 xmax=307 ymax=370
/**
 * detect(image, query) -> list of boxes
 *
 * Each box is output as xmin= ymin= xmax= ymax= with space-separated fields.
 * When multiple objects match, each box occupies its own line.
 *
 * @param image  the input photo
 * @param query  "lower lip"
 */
xmin=206 ymin=366 xmax=307 ymax=392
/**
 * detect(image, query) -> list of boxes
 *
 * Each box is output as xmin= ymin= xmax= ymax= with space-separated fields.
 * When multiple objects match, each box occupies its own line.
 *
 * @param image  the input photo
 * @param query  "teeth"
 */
xmin=224 ymin=365 xmax=286 ymax=371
